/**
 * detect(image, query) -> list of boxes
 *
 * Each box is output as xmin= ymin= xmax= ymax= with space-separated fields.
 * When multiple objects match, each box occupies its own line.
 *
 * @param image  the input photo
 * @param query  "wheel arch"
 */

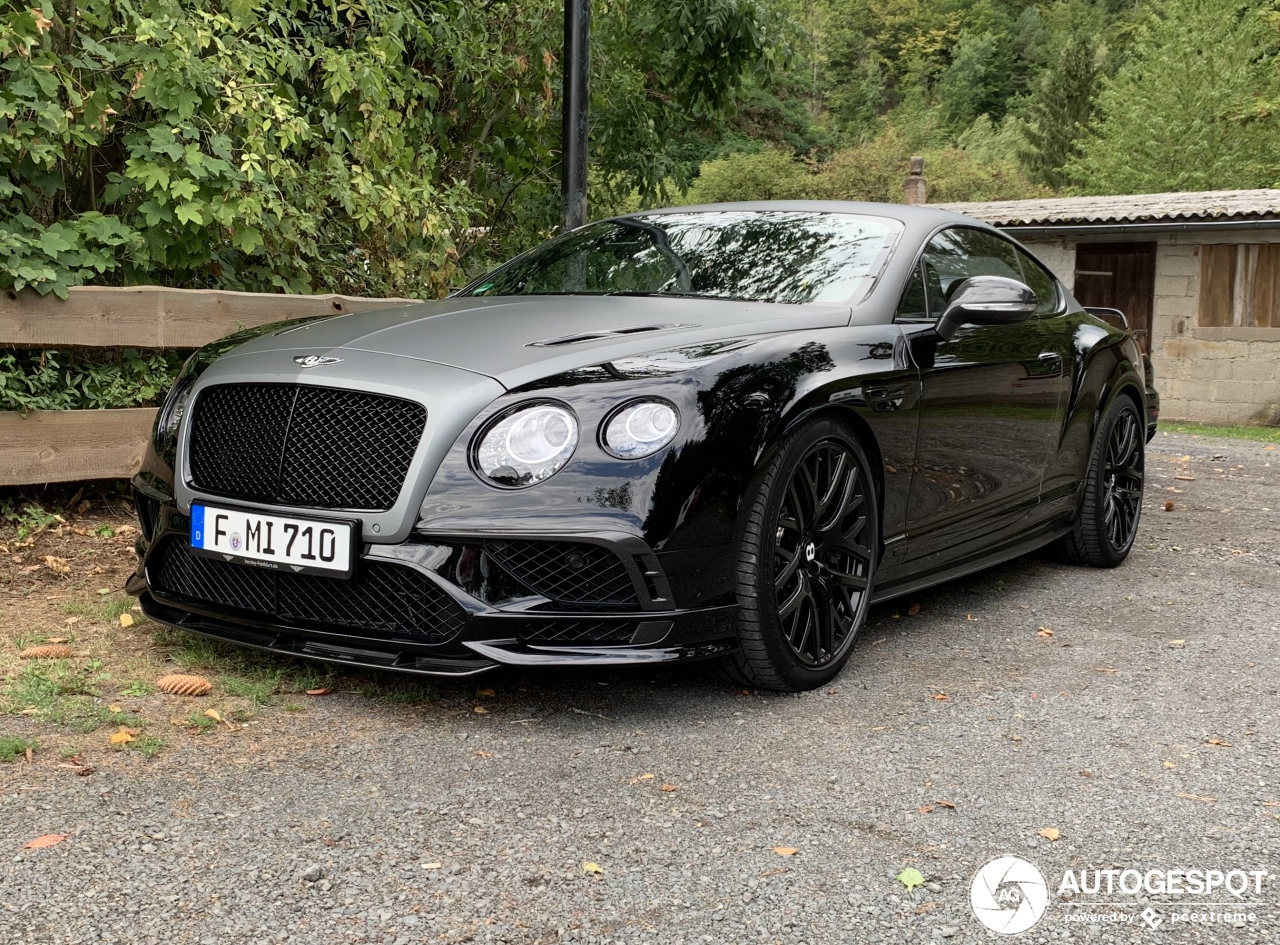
xmin=761 ymin=401 xmax=890 ymax=566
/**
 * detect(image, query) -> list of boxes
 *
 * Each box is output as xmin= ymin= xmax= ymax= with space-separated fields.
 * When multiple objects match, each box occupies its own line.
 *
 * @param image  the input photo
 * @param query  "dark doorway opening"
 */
xmin=1073 ymin=242 xmax=1157 ymax=353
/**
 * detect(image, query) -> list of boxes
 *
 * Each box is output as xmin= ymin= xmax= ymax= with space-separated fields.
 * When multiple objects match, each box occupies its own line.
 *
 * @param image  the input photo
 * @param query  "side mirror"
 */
xmin=935 ymin=276 xmax=1037 ymax=342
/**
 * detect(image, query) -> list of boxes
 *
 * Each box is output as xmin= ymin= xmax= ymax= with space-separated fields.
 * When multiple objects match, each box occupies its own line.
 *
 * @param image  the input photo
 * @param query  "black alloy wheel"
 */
xmin=725 ymin=419 xmax=879 ymax=691
xmin=1057 ymin=395 xmax=1145 ymax=567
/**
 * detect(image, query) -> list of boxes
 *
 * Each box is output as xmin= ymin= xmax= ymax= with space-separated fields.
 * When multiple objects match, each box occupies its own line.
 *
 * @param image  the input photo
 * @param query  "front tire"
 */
xmin=1056 ymin=395 xmax=1145 ymax=567
xmin=724 ymin=419 xmax=879 ymax=692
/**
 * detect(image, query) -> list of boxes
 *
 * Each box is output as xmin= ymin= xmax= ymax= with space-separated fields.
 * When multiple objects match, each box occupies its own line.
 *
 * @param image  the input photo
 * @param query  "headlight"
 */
xmin=474 ymin=403 xmax=579 ymax=487
xmin=153 ymin=354 xmax=199 ymax=459
xmin=602 ymin=400 xmax=680 ymax=459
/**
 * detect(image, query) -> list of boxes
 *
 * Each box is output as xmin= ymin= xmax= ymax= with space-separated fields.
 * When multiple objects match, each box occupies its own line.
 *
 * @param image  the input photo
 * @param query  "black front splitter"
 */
xmin=138 ymin=592 xmax=740 ymax=678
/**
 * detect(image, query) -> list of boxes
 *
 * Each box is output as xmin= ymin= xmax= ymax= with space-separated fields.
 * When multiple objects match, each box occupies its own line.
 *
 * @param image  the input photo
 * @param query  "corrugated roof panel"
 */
xmin=935 ymin=189 xmax=1280 ymax=226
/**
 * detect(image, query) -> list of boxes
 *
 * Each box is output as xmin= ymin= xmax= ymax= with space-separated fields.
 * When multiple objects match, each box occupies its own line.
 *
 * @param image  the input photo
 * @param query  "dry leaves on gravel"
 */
xmin=1039 ymin=827 xmax=1061 ymax=842
xmin=772 ymin=846 xmax=799 ymax=857
xmin=23 ymin=835 xmax=67 ymax=850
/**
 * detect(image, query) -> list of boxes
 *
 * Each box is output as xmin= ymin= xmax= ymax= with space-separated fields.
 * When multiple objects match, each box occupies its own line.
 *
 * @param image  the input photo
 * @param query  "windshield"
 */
xmin=464 ymin=211 xmax=902 ymax=305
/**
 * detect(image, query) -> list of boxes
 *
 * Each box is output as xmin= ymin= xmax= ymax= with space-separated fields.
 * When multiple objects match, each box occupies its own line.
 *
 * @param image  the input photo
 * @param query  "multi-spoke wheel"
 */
xmin=1056 ymin=395 xmax=1145 ymax=567
xmin=724 ymin=419 xmax=878 ymax=691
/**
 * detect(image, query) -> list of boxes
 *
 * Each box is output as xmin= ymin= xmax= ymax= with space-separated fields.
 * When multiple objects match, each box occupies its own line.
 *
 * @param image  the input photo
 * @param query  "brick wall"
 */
xmin=1018 ymin=231 xmax=1280 ymax=425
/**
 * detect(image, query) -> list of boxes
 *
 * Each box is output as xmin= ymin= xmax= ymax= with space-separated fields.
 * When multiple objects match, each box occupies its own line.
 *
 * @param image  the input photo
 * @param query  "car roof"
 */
xmin=618 ymin=200 xmax=980 ymax=231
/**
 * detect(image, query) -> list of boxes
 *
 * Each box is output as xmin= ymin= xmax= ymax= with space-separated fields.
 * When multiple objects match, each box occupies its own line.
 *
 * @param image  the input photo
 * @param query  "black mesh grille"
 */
xmin=148 ymin=538 xmax=465 ymax=645
xmin=517 ymin=621 xmax=636 ymax=645
xmin=484 ymin=540 xmax=639 ymax=605
xmin=188 ymin=383 xmax=426 ymax=511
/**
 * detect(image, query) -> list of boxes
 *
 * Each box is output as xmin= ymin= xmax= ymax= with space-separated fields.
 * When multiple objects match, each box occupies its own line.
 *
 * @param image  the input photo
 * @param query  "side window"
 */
xmin=922 ymin=227 xmax=1023 ymax=305
xmin=896 ymin=264 xmax=929 ymax=320
xmin=1015 ymin=248 xmax=1061 ymax=316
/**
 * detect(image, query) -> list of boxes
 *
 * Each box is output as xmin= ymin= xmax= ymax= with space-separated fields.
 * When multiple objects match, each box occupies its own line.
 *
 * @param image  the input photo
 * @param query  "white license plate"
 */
xmin=189 ymin=503 xmax=356 ymax=577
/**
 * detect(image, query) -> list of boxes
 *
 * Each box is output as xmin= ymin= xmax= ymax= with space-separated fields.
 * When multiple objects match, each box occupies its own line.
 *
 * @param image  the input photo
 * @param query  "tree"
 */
xmin=1068 ymin=0 xmax=1280 ymax=194
xmin=0 ymin=1 xmax=780 ymax=298
xmin=1019 ymin=27 xmax=1106 ymax=188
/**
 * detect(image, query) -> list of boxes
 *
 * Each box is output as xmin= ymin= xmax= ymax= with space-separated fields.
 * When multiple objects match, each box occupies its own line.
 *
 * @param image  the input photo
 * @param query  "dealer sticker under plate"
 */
xmin=189 ymin=503 xmax=356 ymax=578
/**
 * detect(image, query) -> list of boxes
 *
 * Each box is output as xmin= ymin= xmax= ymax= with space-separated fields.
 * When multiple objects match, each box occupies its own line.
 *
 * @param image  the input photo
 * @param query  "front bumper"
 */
xmin=128 ymin=493 xmax=739 ymax=678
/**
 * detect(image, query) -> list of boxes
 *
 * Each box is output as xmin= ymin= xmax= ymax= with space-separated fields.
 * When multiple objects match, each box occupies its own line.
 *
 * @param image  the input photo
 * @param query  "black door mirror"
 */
xmin=935 ymin=276 xmax=1037 ymax=342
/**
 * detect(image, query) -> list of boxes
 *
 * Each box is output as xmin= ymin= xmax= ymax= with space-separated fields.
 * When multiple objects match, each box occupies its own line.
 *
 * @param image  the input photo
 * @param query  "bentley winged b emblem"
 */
xmin=293 ymin=355 xmax=343 ymax=368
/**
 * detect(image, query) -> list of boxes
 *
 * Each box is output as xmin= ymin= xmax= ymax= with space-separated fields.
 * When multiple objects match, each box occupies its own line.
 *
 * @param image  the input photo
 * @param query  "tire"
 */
xmin=1055 ymin=395 xmax=1145 ymax=568
xmin=722 ymin=418 xmax=879 ymax=692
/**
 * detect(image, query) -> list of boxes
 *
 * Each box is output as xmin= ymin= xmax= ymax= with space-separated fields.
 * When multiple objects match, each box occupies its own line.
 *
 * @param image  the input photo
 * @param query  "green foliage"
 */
xmin=0 ymin=348 xmax=188 ymax=411
xmin=0 ymin=735 xmax=37 ymax=761
xmin=682 ymin=124 xmax=1046 ymax=205
xmin=1068 ymin=0 xmax=1280 ymax=193
xmin=1 ymin=499 xmax=59 ymax=540
xmin=0 ymin=1 xmax=778 ymax=298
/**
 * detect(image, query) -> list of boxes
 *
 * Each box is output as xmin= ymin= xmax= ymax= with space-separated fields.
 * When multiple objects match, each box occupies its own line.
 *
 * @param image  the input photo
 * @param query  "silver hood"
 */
xmin=212 ymin=295 xmax=853 ymax=390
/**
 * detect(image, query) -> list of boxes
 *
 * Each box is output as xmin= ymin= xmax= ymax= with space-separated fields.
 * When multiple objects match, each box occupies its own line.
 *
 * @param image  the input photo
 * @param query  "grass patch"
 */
xmin=222 ymin=675 xmax=277 ymax=708
xmin=357 ymin=677 xmax=438 ymax=706
xmin=57 ymin=593 xmax=134 ymax=622
xmin=1 ymin=662 xmax=143 ymax=733
xmin=120 ymin=680 xmax=153 ymax=697
xmin=1159 ymin=421 xmax=1280 ymax=444
xmin=0 ymin=735 xmax=37 ymax=762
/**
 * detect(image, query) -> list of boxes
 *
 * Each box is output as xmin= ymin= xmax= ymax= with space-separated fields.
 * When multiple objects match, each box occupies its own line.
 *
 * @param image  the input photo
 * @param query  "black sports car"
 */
xmin=127 ymin=202 xmax=1158 ymax=692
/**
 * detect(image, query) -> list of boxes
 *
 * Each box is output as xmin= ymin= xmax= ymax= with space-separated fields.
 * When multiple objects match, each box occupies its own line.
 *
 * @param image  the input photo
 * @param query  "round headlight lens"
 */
xmin=475 ymin=403 xmax=579 ymax=487
xmin=603 ymin=401 xmax=680 ymax=459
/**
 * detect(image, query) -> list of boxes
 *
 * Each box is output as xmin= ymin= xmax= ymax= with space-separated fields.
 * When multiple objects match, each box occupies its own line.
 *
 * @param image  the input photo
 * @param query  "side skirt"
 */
xmin=870 ymin=522 xmax=1073 ymax=605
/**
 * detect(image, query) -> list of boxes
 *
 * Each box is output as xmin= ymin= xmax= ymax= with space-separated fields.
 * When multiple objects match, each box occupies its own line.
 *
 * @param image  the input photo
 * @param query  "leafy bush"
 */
xmin=0 ymin=348 xmax=188 ymax=412
xmin=0 ymin=1 xmax=779 ymax=299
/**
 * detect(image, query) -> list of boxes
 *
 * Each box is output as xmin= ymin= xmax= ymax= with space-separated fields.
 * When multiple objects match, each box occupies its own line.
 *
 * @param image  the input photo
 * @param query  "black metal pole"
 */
xmin=561 ymin=0 xmax=590 ymax=232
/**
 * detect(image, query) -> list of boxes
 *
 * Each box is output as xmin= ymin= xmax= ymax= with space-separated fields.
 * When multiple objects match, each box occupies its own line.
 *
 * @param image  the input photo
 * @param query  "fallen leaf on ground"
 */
xmin=42 ymin=556 xmax=70 ymax=575
xmin=661 ymin=783 xmax=679 ymax=792
xmin=472 ymin=706 xmax=489 ymax=714
xmin=107 ymin=704 xmax=122 ymax=713
xmin=896 ymin=867 xmax=925 ymax=893
xmin=472 ymin=749 xmax=493 ymax=758
xmin=1164 ymin=500 xmax=1175 ymax=512
xmin=582 ymin=861 xmax=604 ymax=875
xmin=305 ymin=688 xmax=331 ymax=696
xmin=119 ymin=613 xmax=134 ymax=628
xmin=937 ymin=800 xmax=956 ymax=810
xmin=1163 ymin=761 xmax=1177 ymax=769
xmin=1206 ymin=738 xmax=1232 ymax=747
xmin=1037 ymin=627 xmax=1054 ymax=637
xmin=23 ymin=834 xmax=67 ymax=850
xmin=918 ymin=805 xmax=934 ymax=814
xmin=475 ymin=687 xmax=495 ymax=698
xmin=203 ymin=709 xmax=223 ymax=723
xmin=760 ymin=868 xmax=788 ymax=877
xmin=109 ymin=728 xmax=135 ymax=745
xmin=1265 ymin=445 xmax=1276 ymax=451
xmin=932 ymin=693 xmax=949 ymax=701
xmin=628 ymin=773 xmax=656 ymax=784
xmin=907 ymin=603 xmax=921 ymax=616
xmin=422 ymin=862 xmax=441 ymax=869
xmin=1175 ymin=475 xmax=1196 ymax=482
xmin=772 ymin=847 xmax=799 ymax=857
xmin=1039 ymin=827 xmax=1061 ymax=842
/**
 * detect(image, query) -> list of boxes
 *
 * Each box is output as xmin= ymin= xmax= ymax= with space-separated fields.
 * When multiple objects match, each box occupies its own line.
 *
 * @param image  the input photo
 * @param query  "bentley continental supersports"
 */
xmin=127 ymin=202 xmax=1158 ymax=691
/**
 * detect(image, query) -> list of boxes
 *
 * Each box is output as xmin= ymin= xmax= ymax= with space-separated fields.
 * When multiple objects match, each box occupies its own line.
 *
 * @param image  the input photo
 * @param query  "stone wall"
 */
xmin=1017 ymin=231 xmax=1280 ymax=425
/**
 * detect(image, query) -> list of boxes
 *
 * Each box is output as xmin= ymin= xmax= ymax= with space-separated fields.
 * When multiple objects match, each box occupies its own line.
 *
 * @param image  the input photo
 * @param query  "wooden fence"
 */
xmin=1 ymin=286 xmax=414 ymax=486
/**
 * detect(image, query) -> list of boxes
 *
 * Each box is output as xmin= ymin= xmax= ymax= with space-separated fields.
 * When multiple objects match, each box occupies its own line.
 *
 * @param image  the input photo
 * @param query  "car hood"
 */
xmin=216 ymin=295 xmax=852 ymax=390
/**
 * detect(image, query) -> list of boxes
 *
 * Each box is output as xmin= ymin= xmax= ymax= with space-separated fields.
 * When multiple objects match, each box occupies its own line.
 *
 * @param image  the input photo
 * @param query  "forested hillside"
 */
xmin=679 ymin=0 xmax=1280 ymax=205
xmin=2 ymin=0 xmax=1278 ymax=300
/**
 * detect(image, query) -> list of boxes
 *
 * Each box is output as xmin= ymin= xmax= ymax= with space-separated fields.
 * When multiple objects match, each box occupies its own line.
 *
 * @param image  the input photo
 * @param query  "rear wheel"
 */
xmin=723 ymin=419 xmax=879 ymax=692
xmin=1056 ymin=395 xmax=1145 ymax=567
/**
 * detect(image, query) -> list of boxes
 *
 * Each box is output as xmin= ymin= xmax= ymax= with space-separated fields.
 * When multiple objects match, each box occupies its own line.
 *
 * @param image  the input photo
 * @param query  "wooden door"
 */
xmin=1073 ymin=242 xmax=1157 ymax=352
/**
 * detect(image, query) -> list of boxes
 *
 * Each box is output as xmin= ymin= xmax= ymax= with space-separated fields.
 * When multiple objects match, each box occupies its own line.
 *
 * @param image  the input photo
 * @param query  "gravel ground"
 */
xmin=2 ymin=430 xmax=1278 ymax=944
